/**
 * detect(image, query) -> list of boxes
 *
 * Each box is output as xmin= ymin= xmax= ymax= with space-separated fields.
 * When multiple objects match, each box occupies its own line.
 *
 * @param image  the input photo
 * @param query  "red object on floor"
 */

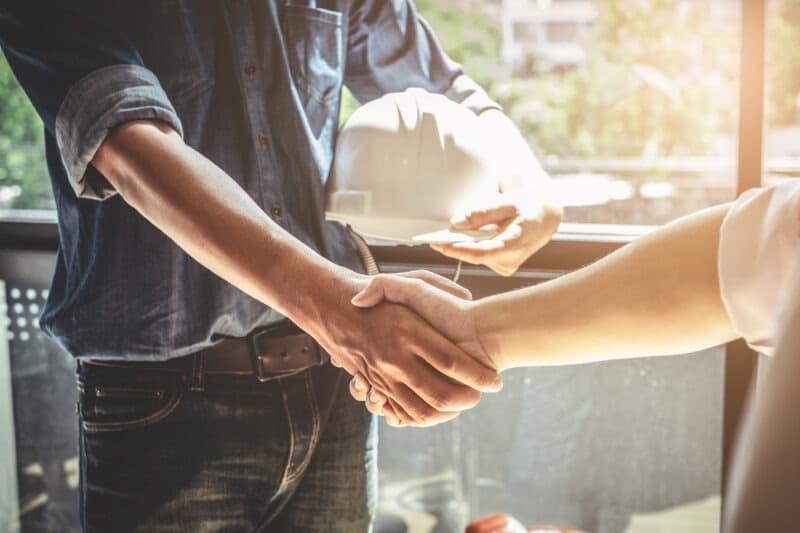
xmin=465 ymin=513 xmax=588 ymax=533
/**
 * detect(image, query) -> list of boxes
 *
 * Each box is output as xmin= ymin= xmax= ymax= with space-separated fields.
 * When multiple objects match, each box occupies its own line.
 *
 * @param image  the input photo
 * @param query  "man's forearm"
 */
xmin=476 ymin=204 xmax=738 ymax=369
xmin=92 ymin=120 xmax=356 ymax=332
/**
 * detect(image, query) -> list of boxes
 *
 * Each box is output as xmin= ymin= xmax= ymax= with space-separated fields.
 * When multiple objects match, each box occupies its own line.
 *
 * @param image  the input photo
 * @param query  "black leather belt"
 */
xmin=205 ymin=321 xmax=328 ymax=381
xmin=83 ymin=321 xmax=328 ymax=382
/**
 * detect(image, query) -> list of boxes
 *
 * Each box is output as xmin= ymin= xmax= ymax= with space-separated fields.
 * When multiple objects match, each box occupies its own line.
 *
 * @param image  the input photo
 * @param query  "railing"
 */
xmin=544 ymin=157 xmax=800 ymax=177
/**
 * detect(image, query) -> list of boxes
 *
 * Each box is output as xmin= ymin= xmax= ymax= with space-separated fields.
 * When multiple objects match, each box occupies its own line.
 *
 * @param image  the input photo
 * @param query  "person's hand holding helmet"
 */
xmin=431 ymin=109 xmax=563 ymax=277
xmin=326 ymin=89 xmax=562 ymax=279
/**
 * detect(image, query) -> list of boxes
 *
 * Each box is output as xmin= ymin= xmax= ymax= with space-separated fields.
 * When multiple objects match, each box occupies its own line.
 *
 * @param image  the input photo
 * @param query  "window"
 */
xmin=0 ymin=54 xmax=51 ymax=211
xmin=0 ymin=1 xmax=789 ymax=533
xmin=416 ymin=0 xmax=744 ymax=227
xmin=764 ymin=0 xmax=800 ymax=188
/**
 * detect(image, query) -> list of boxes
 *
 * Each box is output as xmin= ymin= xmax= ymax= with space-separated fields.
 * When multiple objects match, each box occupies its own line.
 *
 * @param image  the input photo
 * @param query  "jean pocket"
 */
xmin=79 ymin=380 xmax=184 ymax=434
xmin=281 ymin=5 xmax=344 ymax=105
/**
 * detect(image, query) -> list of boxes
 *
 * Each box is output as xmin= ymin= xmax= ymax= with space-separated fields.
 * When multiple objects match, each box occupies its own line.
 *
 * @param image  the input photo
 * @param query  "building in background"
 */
xmin=500 ymin=0 xmax=598 ymax=71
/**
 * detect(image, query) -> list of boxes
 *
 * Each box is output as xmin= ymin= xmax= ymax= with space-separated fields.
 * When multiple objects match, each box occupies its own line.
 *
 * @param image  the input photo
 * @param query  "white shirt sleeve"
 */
xmin=718 ymin=180 xmax=800 ymax=355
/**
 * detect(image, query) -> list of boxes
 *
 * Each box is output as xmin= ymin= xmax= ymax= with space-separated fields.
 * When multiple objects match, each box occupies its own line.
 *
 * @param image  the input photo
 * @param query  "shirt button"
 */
xmin=258 ymin=133 xmax=268 ymax=148
xmin=244 ymin=63 xmax=256 ymax=78
xmin=271 ymin=204 xmax=282 ymax=220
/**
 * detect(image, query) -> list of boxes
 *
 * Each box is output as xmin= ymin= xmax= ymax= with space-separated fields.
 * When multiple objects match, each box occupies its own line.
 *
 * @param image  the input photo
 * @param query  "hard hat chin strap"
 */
xmin=452 ymin=260 xmax=462 ymax=284
xmin=347 ymin=225 xmax=380 ymax=276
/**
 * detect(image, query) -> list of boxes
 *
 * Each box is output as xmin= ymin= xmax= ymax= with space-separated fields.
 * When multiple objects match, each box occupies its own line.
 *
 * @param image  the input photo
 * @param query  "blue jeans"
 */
xmin=76 ymin=356 xmax=377 ymax=532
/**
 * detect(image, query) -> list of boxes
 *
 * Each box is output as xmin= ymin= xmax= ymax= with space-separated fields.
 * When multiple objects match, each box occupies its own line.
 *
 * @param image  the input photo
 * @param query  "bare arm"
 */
xmin=351 ymin=203 xmax=737 ymax=376
xmin=478 ymin=203 xmax=738 ymax=368
xmin=483 ymin=182 xmax=800 ymax=367
xmin=91 ymin=120 xmax=501 ymax=426
xmin=93 ymin=121 xmax=345 ymax=321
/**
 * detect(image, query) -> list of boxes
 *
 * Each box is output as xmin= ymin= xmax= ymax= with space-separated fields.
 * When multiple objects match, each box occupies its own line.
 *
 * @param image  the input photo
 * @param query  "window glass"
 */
xmin=1 ymin=279 xmax=79 ymax=533
xmin=3 ymin=1 xmax=745 ymax=227
xmin=376 ymin=272 xmax=724 ymax=532
xmin=0 ymin=53 xmax=51 ymax=211
xmin=764 ymin=0 xmax=800 ymax=186
xmin=407 ymin=0 xmax=742 ymax=226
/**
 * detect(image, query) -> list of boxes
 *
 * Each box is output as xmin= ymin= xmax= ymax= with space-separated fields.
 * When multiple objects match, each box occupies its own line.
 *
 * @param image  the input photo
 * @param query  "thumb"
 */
xmin=351 ymin=275 xmax=420 ymax=308
xmin=451 ymin=204 xmax=519 ymax=230
xmin=350 ymin=278 xmax=387 ymax=308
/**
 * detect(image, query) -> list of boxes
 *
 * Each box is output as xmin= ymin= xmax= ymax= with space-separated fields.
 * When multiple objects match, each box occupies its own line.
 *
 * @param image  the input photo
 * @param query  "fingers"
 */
xmin=329 ymin=354 xmax=361 ymax=378
xmin=397 ymin=270 xmax=472 ymax=300
xmin=351 ymin=277 xmax=468 ymax=342
xmin=350 ymin=373 xmax=462 ymax=428
xmin=451 ymin=204 xmax=519 ymax=230
xmin=346 ymin=360 xmax=470 ymax=427
xmin=351 ymin=274 xmax=415 ymax=308
xmin=351 ymin=272 xmax=470 ymax=310
xmin=349 ymin=374 xmax=387 ymax=414
xmin=349 ymin=374 xmax=369 ymax=402
xmin=431 ymin=226 xmax=523 ymax=277
xmin=380 ymin=364 xmax=474 ymax=424
xmin=350 ymin=371 xmax=469 ymax=428
xmin=431 ymin=239 xmax=507 ymax=265
xmin=365 ymin=388 xmax=387 ymax=415
xmin=387 ymin=386 xmax=461 ymax=427
xmin=383 ymin=397 xmax=414 ymax=426
xmin=412 ymin=330 xmax=501 ymax=393
xmin=350 ymin=275 xmax=423 ymax=309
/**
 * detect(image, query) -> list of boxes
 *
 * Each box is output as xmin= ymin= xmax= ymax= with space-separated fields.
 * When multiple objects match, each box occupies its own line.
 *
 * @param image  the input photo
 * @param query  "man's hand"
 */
xmin=431 ymin=108 xmax=562 ymax=277
xmin=345 ymin=272 xmax=496 ymax=424
xmin=305 ymin=271 xmax=501 ymax=428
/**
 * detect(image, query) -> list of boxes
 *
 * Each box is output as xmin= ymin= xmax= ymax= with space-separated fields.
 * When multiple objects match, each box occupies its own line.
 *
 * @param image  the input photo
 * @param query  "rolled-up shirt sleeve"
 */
xmin=0 ymin=1 xmax=182 ymax=200
xmin=345 ymin=0 xmax=500 ymax=115
xmin=718 ymin=180 xmax=800 ymax=355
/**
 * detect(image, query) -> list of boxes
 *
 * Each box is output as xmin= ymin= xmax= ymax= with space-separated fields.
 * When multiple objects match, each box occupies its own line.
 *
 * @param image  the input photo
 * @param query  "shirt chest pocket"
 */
xmin=281 ymin=5 xmax=344 ymax=138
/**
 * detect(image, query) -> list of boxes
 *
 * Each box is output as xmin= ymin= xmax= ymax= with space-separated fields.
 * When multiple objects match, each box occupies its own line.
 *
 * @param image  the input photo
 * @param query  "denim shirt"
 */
xmin=0 ymin=0 xmax=498 ymax=360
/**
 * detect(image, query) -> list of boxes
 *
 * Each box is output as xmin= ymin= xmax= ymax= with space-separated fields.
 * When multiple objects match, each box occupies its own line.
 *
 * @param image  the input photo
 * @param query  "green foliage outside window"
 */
xmin=766 ymin=0 xmax=800 ymax=126
xmin=0 ymin=54 xmax=49 ymax=210
xmin=1 ymin=1 xmax=799 ymax=210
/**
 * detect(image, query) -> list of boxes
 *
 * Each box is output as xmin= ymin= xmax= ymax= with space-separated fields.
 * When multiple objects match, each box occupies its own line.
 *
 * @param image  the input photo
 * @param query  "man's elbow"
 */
xmin=91 ymin=119 xmax=180 ymax=197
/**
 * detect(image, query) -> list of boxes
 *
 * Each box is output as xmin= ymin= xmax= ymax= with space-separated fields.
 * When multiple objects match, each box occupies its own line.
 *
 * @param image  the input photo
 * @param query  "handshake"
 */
xmin=311 ymin=88 xmax=562 ymax=426
xmin=315 ymin=104 xmax=562 ymax=425
xmin=318 ymin=268 xmax=500 ymax=428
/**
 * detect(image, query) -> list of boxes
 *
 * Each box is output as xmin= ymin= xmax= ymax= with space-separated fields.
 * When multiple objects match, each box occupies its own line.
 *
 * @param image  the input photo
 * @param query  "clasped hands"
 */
xmin=323 ymin=192 xmax=561 ymax=427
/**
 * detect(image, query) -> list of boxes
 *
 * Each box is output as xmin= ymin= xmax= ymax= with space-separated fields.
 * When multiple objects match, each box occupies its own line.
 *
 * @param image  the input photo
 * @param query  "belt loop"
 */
xmin=189 ymin=352 xmax=206 ymax=392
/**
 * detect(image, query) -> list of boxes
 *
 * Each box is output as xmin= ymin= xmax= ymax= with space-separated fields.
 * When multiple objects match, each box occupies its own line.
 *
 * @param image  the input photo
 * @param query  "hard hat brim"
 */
xmin=326 ymin=213 xmax=498 ymax=245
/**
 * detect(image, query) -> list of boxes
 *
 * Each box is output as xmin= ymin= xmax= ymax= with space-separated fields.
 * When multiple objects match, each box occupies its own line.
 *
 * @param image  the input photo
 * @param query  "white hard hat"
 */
xmin=326 ymin=88 xmax=501 ymax=244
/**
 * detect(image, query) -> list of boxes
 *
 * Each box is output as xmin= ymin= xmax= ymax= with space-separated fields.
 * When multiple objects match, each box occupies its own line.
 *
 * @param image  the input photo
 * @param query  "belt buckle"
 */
xmin=249 ymin=327 xmax=320 ymax=382
xmin=249 ymin=331 xmax=270 ymax=383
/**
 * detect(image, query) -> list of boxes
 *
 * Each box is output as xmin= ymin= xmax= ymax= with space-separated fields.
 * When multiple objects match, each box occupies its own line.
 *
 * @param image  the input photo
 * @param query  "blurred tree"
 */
xmin=340 ymin=0 xmax=501 ymax=126
xmin=503 ymin=0 xmax=741 ymax=159
xmin=0 ymin=52 xmax=50 ymax=210
xmin=766 ymin=0 xmax=800 ymax=127
xmin=4 ymin=1 xmax=800 ymax=209
xmin=413 ymin=0 xmax=503 ymax=91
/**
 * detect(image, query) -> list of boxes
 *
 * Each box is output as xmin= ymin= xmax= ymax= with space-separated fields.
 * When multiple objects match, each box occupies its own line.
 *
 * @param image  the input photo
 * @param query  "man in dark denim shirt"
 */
xmin=1 ymin=0 xmax=561 ymax=531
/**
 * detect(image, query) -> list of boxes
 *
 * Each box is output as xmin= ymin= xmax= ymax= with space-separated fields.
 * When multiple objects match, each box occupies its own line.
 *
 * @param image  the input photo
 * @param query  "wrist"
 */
xmin=290 ymin=262 xmax=368 ymax=339
xmin=470 ymin=299 xmax=506 ymax=371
